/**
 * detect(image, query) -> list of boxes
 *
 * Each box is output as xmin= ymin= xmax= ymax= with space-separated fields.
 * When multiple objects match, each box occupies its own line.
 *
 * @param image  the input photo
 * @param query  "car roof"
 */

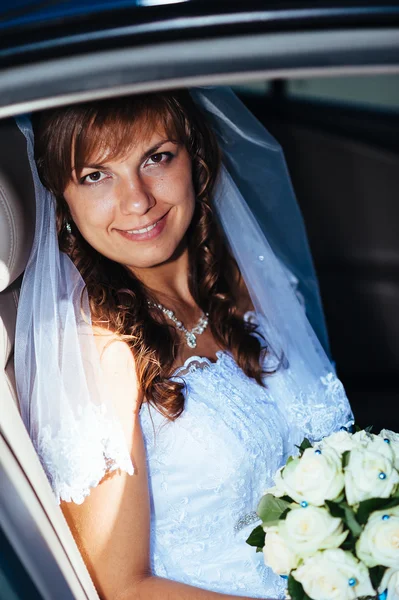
xmin=1 ymin=1 xmax=399 ymax=32
xmin=1 ymin=0 xmax=395 ymax=24
xmin=0 ymin=0 xmax=398 ymax=118
xmin=1 ymin=1 xmax=399 ymax=69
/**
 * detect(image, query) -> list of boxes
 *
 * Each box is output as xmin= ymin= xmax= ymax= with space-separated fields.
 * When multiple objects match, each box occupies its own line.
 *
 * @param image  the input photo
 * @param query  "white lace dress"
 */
xmin=139 ymin=314 xmax=354 ymax=599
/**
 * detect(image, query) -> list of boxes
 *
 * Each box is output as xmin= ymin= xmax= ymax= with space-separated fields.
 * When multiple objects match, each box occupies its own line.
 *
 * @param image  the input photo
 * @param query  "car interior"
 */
xmin=242 ymin=78 xmax=399 ymax=433
xmin=0 ymin=119 xmax=100 ymax=599
xmin=0 ymin=70 xmax=398 ymax=598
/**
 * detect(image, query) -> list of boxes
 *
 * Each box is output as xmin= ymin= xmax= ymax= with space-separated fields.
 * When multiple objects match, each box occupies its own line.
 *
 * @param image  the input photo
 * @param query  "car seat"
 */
xmin=0 ymin=118 xmax=99 ymax=600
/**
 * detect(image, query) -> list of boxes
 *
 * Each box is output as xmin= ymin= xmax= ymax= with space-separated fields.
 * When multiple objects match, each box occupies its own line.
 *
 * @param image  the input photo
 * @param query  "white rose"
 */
xmin=317 ymin=430 xmax=356 ymax=456
xmin=279 ymin=505 xmax=348 ymax=558
xmin=293 ymin=549 xmax=375 ymax=600
xmin=262 ymin=526 xmax=299 ymax=576
xmin=263 ymin=485 xmax=285 ymax=498
xmin=379 ymin=568 xmax=399 ymax=600
xmin=274 ymin=446 xmax=344 ymax=506
xmin=356 ymin=506 xmax=399 ymax=568
xmin=345 ymin=445 xmax=399 ymax=506
xmin=353 ymin=429 xmax=376 ymax=447
xmin=379 ymin=430 xmax=399 ymax=471
xmin=353 ymin=431 xmax=395 ymax=461
xmin=264 ymin=467 xmax=286 ymax=497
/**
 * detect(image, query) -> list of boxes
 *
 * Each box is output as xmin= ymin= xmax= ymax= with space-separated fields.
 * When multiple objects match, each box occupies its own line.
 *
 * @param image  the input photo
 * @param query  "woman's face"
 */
xmin=63 ymin=120 xmax=196 ymax=271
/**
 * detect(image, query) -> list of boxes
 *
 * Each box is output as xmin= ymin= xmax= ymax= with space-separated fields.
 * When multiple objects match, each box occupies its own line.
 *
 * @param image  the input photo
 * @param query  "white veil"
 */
xmin=15 ymin=117 xmax=134 ymax=505
xmin=15 ymin=88 xmax=353 ymax=505
xmin=193 ymin=88 xmax=330 ymax=353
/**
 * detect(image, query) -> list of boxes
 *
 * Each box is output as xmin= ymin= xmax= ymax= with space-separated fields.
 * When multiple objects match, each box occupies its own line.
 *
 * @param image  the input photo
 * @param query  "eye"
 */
xmin=80 ymin=171 xmax=107 ymax=185
xmin=150 ymin=153 xmax=164 ymax=163
xmin=145 ymin=152 xmax=173 ymax=167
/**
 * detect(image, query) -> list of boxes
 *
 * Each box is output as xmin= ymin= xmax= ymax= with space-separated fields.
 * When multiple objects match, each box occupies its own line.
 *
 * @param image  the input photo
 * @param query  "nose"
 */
xmin=118 ymin=172 xmax=155 ymax=216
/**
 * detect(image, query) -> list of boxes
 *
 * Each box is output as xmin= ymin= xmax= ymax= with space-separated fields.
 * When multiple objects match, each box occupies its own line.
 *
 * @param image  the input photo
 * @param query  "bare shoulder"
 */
xmin=92 ymin=324 xmax=133 ymax=360
xmin=92 ymin=325 xmax=142 ymax=418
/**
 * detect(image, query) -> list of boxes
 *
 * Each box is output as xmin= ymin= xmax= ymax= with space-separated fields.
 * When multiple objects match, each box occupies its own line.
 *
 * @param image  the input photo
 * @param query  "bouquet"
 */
xmin=246 ymin=427 xmax=399 ymax=600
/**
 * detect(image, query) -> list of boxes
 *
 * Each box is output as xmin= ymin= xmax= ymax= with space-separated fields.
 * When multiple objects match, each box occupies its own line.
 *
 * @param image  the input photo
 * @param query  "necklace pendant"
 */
xmin=186 ymin=332 xmax=197 ymax=349
xmin=148 ymin=300 xmax=208 ymax=349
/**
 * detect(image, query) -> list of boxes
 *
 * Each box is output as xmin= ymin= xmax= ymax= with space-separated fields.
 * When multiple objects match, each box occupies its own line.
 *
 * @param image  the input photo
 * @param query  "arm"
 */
xmin=61 ymin=331 xmax=269 ymax=600
xmin=121 ymin=578 xmax=267 ymax=600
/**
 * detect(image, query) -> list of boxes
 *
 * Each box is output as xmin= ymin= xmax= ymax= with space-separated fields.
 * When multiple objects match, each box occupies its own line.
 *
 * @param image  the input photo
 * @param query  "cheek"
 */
xmin=154 ymin=161 xmax=196 ymax=217
xmin=172 ymin=181 xmax=195 ymax=229
xmin=66 ymin=193 xmax=116 ymax=231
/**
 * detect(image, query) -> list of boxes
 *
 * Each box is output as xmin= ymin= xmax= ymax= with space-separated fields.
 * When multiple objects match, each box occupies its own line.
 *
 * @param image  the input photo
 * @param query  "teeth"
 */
xmin=128 ymin=221 xmax=159 ymax=234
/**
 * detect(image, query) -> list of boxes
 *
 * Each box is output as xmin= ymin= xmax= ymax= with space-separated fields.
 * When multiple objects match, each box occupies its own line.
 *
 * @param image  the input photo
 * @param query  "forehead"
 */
xmin=77 ymin=109 xmax=176 ymax=166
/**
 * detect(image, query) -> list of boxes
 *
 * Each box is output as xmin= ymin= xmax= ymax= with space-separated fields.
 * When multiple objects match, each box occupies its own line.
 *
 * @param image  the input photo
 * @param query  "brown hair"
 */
xmin=33 ymin=90 xmax=271 ymax=420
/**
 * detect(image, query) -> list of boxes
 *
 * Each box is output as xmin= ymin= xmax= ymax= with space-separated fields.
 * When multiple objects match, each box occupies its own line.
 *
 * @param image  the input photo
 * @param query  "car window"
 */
xmin=231 ymin=82 xmax=272 ymax=96
xmin=286 ymin=74 xmax=399 ymax=112
xmin=0 ymin=529 xmax=42 ymax=600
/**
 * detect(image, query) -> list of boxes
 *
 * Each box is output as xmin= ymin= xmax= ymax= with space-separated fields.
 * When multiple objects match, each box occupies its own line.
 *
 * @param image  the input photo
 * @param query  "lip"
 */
xmin=115 ymin=211 xmax=169 ymax=242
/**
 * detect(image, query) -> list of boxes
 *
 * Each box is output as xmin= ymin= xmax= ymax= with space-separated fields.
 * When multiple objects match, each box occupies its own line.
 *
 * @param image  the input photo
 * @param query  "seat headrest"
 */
xmin=0 ymin=120 xmax=35 ymax=292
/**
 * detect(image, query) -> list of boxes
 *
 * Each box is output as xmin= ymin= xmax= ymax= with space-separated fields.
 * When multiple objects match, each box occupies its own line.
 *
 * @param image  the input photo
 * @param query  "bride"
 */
xmin=15 ymin=87 xmax=353 ymax=599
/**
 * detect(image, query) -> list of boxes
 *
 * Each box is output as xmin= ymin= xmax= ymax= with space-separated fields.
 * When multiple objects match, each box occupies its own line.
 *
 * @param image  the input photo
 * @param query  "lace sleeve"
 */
xmin=263 ymin=360 xmax=354 ymax=459
xmin=34 ymin=401 xmax=134 ymax=505
xmin=245 ymin=311 xmax=354 ymax=447
xmin=282 ymin=368 xmax=354 ymax=445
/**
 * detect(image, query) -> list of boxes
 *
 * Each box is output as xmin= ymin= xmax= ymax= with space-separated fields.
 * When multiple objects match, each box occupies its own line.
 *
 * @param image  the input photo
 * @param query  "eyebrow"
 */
xmin=140 ymin=138 xmax=178 ymax=163
xmin=75 ymin=138 xmax=178 ymax=175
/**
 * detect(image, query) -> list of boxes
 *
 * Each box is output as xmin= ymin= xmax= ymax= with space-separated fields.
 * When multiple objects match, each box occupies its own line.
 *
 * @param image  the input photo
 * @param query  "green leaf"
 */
xmin=340 ymin=533 xmax=356 ymax=552
xmin=342 ymin=503 xmax=362 ymax=538
xmin=326 ymin=500 xmax=361 ymax=543
xmin=296 ymin=438 xmax=312 ymax=456
xmin=369 ymin=565 xmax=386 ymax=590
xmin=257 ymin=494 xmax=291 ymax=526
xmin=280 ymin=495 xmax=295 ymax=503
xmin=325 ymin=500 xmax=345 ymax=519
xmin=392 ymin=484 xmax=399 ymax=499
xmin=357 ymin=497 xmax=398 ymax=525
xmin=384 ymin=497 xmax=399 ymax=511
xmin=246 ymin=525 xmax=265 ymax=549
xmin=365 ymin=425 xmax=374 ymax=433
xmin=342 ymin=450 xmax=350 ymax=469
xmin=334 ymin=491 xmax=345 ymax=504
xmin=286 ymin=455 xmax=295 ymax=466
xmin=288 ymin=575 xmax=312 ymax=600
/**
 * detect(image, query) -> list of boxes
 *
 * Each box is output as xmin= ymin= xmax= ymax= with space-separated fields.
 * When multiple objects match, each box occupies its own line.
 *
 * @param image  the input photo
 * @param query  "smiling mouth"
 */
xmin=116 ymin=211 xmax=169 ymax=241
xmin=126 ymin=220 xmax=160 ymax=235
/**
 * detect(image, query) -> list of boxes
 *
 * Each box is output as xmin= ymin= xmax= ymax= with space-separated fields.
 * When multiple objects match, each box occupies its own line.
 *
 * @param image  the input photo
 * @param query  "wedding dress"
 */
xmin=140 ymin=313 xmax=353 ymax=599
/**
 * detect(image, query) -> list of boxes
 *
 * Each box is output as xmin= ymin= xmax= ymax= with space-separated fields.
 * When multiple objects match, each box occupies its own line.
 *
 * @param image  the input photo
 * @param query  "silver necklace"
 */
xmin=148 ymin=301 xmax=209 ymax=349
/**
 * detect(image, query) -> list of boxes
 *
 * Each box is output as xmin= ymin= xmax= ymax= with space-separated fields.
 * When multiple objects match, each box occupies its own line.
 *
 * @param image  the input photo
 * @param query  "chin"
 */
xmin=123 ymin=239 xmax=185 ymax=271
